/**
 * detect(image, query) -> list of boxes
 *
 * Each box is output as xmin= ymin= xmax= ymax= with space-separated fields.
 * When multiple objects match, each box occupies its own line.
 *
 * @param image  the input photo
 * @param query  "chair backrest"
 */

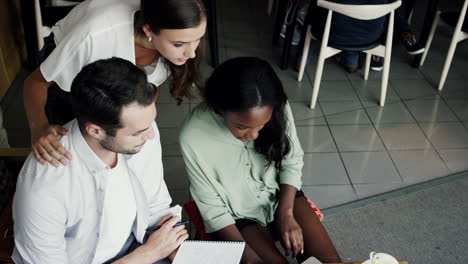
xmin=317 ymin=0 xmax=402 ymax=20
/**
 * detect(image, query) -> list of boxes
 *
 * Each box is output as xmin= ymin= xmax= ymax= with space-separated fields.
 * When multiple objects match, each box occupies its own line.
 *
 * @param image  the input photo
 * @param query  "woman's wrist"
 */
xmin=276 ymin=184 xmax=297 ymax=218
xmin=277 ymin=206 xmax=294 ymax=217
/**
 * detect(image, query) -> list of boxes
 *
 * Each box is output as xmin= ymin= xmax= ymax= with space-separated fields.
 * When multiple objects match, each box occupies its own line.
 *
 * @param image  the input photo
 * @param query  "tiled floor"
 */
xmin=2 ymin=0 xmax=468 ymax=211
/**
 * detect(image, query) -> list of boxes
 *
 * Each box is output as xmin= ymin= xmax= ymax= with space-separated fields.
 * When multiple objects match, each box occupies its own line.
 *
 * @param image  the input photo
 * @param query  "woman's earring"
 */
xmin=148 ymin=37 xmax=152 ymax=42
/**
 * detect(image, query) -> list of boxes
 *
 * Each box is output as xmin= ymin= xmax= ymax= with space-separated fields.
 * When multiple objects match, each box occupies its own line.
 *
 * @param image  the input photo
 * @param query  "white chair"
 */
xmin=34 ymin=0 xmax=80 ymax=50
xmin=297 ymin=0 xmax=401 ymax=109
xmin=34 ymin=0 xmax=49 ymax=51
xmin=419 ymin=0 xmax=468 ymax=91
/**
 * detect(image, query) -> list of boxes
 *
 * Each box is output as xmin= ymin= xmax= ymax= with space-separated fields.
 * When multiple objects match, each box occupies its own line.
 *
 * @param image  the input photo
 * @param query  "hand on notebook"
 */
xmin=141 ymin=215 xmax=189 ymax=261
xmin=276 ymin=213 xmax=304 ymax=258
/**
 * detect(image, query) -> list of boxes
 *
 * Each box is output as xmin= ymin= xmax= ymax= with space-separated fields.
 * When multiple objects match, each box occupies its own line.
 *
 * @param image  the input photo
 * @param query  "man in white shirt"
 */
xmin=12 ymin=58 xmax=188 ymax=264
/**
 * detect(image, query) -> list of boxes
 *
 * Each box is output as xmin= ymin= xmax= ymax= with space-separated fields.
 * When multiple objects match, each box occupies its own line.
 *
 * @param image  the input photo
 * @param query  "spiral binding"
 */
xmin=183 ymin=240 xmax=244 ymax=244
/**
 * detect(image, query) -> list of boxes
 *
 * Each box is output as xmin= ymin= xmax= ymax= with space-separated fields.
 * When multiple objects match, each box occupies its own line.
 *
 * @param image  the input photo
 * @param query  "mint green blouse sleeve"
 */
xmin=180 ymin=136 xmax=236 ymax=233
xmin=278 ymin=102 xmax=304 ymax=190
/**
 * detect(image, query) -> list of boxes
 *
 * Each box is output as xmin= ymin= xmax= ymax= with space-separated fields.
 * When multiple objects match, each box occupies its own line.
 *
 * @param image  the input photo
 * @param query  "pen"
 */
xmin=145 ymin=221 xmax=189 ymax=232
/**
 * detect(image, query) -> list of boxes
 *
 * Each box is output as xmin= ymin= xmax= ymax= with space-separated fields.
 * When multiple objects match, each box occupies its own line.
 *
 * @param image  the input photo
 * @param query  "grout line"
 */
xmin=400 ymin=97 xmax=455 ymax=174
xmin=316 ymin=100 xmax=358 ymax=196
xmin=346 ymin=77 xmax=408 ymax=186
xmin=322 ymin=170 xmax=468 ymax=216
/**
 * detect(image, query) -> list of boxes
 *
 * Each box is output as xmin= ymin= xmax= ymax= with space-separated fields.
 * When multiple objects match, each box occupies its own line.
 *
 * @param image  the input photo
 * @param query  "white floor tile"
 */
xmin=366 ymin=102 xmax=415 ymax=124
xmin=439 ymin=80 xmax=468 ymax=100
xmin=159 ymin=128 xmax=181 ymax=156
xmin=351 ymin=80 xmax=401 ymax=107
xmin=302 ymin=153 xmax=350 ymax=185
xmin=162 ymin=156 xmax=190 ymax=190
xmin=391 ymin=79 xmax=438 ymax=100
xmin=405 ymin=99 xmax=458 ymax=122
xmin=330 ymin=125 xmax=385 ymax=152
xmin=419 ymin=122 xmax=468 ymax=149
xmin=445 ymin=99 xmax=468 ymax=121
xmin=438 ymin=149 xmax=468 ymax=173
xmin=296 ymin=126 xmax=337 ymax=152
xmin=302 ymin=185 xmax=358 ymax=209
xmin=321 ymin=101 xmax=371 ymax=125
xmin=317 ymin=81 xmax=360 ymax=102
xmin=341 ymin=151 xmax=402 ymax=184
xmin=389 ymin=149 xmax=450 ymax=184
xmin=376 ymin=123 xmax=432 ymax=150
xmin=156 ymin=103 xmax=190 ymax=128
xmin=290 ymin=102 xmax=327 ymax=126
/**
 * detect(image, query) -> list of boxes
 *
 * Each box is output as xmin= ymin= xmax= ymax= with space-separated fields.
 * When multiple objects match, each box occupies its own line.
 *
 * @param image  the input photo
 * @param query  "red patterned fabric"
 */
xmin=306 ymin=197 xmax=324 ymax=221
xmin=183 ymin=201 xmax=213 ymax=240
xmin=183 ymin=197 xmax=323 ymax=240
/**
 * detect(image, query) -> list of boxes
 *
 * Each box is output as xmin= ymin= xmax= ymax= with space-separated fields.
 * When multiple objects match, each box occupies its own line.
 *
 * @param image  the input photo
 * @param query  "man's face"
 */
xmin=100 ymin=102 xmax=157 ymax=155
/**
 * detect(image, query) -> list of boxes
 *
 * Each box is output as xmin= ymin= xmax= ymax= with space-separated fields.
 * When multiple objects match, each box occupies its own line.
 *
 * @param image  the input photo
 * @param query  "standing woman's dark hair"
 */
xmin=136 ymin=0 xmax=206 ymax=104
xmin=204 ymin=57 xmax=291 ymax=168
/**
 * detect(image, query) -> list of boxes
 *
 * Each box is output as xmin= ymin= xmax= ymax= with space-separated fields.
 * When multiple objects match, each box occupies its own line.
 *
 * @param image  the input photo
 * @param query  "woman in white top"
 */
xmin=24 ymin=0 xmax=207 ymax=167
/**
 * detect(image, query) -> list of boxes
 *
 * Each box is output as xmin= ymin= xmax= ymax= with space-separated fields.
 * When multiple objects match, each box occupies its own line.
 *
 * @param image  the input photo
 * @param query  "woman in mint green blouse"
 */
xmin=179 ymin=57 xmax=341 ymax=264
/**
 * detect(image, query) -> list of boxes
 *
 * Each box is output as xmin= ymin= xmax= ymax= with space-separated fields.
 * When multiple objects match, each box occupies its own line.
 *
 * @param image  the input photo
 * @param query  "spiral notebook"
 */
xmin=172 ymin=240 xmax=245 ymax=264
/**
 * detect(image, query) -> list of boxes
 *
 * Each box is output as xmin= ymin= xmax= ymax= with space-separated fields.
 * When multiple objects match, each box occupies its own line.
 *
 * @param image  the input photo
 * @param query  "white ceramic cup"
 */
xmin=361 ymin=251 xmax=399 ymax=264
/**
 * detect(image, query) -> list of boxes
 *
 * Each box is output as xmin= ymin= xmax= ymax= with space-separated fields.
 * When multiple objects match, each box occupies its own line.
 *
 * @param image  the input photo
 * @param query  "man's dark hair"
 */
xmin=70 ymin=57 xmax=157 ymax=136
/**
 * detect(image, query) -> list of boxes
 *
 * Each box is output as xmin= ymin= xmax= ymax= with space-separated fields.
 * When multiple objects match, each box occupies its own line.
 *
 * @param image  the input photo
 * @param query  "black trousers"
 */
xmin=394 ymin=0 xmax=416 ymax=35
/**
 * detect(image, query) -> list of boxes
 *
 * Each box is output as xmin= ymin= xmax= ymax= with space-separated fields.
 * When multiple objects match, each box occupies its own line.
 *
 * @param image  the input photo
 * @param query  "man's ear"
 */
xmin=85 ymin=123 xmax=107 ymax=140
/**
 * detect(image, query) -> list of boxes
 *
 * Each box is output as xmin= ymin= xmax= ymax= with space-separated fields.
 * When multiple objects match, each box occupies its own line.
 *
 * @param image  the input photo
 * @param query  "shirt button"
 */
xmin=246 ymin=163 xmax=250 ymax=166
xmin=96 ymin=232 xmax=99 ymax=238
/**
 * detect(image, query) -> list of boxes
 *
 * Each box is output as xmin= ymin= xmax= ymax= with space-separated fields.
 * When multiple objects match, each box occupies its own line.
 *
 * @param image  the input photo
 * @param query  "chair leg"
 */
xmin=420 ymin=11 xmax=441 ymax=66
xmin=310 ymin=56 xmax=325 ymax=109
xmin=438 ymin=31 xmax=460 ymax=91
xmin=267 ymin=0 xmax=274 ymax=16
xmin=380 ymin=64 xmax=390 ymax=106
xmin=364 ymin=53 xmax=371 ymax=80
xmin=380 ymin=48 xmax=391 ymax=106
xmin=34 ymin=0 xmax=45 ymax=51
xmin=298 ymin=26 xmax=312 ymax=82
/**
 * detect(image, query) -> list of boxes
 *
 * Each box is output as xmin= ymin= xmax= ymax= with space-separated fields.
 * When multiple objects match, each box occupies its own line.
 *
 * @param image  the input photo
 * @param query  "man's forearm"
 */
xmin=112 ymin=244 xmax=158 ymax=264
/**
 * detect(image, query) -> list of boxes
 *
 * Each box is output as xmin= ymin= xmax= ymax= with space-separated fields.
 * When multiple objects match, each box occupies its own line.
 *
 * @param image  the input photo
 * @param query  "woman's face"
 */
xmin=147 ymin=19 xmax=207 ymax=65
xmin=222 ymin=106 xmax=273 ymax=143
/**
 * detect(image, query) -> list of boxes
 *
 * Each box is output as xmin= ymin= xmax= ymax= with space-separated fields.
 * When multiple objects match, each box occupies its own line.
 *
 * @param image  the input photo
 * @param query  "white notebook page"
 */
xmin=173 ymin=240 xmax=245 ymax=264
